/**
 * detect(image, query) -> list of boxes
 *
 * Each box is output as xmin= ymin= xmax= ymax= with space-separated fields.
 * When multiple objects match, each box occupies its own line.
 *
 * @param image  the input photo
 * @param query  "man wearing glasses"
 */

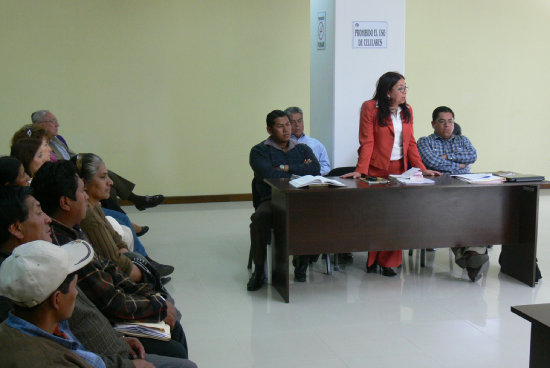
xmin=31 ymin=109 xmax=164 ymax=212
xmin=417 ymin=106 xmax=477 ymax=174
xmin=417 ymin=106 xmax=486 ymax=282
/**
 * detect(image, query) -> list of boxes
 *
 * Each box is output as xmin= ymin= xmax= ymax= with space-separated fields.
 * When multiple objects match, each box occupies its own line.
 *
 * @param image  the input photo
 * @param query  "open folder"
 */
xmin=289 ymin=175 xmax=346 ymax=188
xmin=114 ymin=321 xmax=171 ymax=341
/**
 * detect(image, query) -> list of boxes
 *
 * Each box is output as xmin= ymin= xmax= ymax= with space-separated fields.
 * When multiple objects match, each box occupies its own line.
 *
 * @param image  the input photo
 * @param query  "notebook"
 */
xmin=493 ymin=171 xmax=545 ymax=182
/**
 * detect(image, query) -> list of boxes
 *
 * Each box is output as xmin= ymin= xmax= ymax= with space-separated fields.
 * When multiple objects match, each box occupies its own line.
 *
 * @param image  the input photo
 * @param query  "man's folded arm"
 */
xmin=288 ymin=145 xmax=321 ymax=176
xmin=249 ymin=145 xmax=291 ymax=179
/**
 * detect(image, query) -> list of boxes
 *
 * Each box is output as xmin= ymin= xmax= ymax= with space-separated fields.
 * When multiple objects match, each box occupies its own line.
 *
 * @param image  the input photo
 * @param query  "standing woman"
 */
xmin=343 ymin=71 xmax=440 ymax=276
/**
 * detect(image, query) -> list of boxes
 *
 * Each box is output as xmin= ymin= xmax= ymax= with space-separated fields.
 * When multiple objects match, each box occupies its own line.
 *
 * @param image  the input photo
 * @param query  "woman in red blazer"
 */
xmin=343 ymin=71 xmax=440 ymax=276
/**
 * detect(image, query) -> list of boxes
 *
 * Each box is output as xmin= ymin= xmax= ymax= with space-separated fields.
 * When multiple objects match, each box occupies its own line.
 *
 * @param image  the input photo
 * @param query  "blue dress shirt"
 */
xmin=291 ymin=134 xmax=332 ymax=175
xmin=6 ymin=312 xmax=106 ymax=368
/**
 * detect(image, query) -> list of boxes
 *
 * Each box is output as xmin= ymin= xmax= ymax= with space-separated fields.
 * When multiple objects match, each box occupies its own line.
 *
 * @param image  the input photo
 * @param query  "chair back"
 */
xmin=326 ymin=166 xmax=356 ymax=177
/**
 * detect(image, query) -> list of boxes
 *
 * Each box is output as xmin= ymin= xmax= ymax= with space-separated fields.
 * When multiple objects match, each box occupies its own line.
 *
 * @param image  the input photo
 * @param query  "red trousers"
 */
xmin=366 ymin=159 xmax=405 ymax=268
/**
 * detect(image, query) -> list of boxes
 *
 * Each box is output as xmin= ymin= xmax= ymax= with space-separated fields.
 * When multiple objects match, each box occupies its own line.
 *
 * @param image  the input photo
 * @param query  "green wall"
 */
xmin=0 ymin=0 xmax=310 ymax=195
xmin=407 ymin=0 xmax=550 ymax=176
xmin=1 ymin=1 xmax=549 ymax=196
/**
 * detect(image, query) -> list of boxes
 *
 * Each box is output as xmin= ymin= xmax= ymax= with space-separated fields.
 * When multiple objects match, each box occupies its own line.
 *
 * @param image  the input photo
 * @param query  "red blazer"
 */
xmin=355 ymin=99 xmax=426 ymax=174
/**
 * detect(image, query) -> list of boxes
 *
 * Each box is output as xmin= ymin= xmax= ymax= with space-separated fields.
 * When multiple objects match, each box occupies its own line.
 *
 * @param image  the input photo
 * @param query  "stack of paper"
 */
xmin=389 ymin=168 xmax=435 ymax=185
xmin=289 ymin=175 xmax=346 ymax=188
xmin=452 ymin=173 xmax=506 ymax=184
xmin=114 ymin=321 xmax=171 ymax=341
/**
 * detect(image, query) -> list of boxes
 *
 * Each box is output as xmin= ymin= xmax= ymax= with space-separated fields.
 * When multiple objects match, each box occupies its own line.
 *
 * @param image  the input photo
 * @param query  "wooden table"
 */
xmin=267 ymin=175 xmax=542 ymax=302
xmin=511 ymin=303 xmax=550 ymax=367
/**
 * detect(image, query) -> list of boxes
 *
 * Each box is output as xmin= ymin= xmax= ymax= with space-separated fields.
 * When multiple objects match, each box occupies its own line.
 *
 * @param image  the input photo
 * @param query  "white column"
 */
xmin=311 ymin=0 xmax=406 ymax=169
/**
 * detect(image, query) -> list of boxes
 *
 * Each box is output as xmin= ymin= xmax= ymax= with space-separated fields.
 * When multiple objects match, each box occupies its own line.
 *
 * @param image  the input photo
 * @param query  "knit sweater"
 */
xmin=80 ymin=205 xmax=133 ymax=275
xmin=250 ymin=137 xmax=320 ymax=204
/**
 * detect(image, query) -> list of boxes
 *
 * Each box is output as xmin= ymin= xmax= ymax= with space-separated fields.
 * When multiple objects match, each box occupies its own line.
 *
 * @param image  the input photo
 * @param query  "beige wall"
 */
xmin=0 ymin=0 xmax=310 ymax=195
xmin=1 ymin=0 xmax=549 ymax=196
xmin=406 ymin=0 xmax=550 ymax=177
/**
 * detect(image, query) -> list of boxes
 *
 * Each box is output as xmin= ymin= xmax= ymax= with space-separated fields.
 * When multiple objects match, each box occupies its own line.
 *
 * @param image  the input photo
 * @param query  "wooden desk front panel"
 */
xmin=272 ymin=184 xmax=527 ymax=255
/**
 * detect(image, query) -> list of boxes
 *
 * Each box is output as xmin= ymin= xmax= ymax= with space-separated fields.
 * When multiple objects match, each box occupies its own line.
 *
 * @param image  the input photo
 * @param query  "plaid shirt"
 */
xmin=50 ymin=219 xmax=167 ymax=323
xmin=417 ymin=134 xmax=477 ymax=174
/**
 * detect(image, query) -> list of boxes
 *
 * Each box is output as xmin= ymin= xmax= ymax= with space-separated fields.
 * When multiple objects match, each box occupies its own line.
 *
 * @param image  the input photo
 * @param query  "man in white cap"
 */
xmin=0 ymin=239 xmax=101 ymax=367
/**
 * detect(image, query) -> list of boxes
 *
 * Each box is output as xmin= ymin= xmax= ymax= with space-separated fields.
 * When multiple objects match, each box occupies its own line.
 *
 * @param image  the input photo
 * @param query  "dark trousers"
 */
xmin=139 ymin=320 xmax=188 ymax=359
xmin=101 ymin=170 xmax=137 ymax=213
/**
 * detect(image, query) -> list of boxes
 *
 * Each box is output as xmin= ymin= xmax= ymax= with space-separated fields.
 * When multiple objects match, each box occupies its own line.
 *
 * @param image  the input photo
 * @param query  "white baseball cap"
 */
xmin=0 ymin=239 xmax=94 ymax=307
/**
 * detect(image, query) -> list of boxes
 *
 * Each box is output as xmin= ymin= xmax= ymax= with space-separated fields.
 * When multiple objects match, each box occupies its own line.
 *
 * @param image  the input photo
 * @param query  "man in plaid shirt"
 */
xmin=417 ymin=106 xmax=477 ymax=174
xmin=31 ymin=160 xmax=190 ymax=360
xmin=417 ymin=106 xmax=487 ymax=281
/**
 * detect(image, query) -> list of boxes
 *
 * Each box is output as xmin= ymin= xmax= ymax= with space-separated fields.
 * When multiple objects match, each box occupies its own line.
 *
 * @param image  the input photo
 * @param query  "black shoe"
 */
xmin=135 ymin=195 xmax=165 ymax=211
xmin=294 ymin=262 xmax=308 ymax=282
xmin=136 ymin=226 xmax=149 ymax=237
xmin=155 ymin=264 xmax=175 ymax=277
xmin=381 ymin=267 xmax=397 ymax=277
xmin=467 ymin=266 xmax=482 ymax=282
xmin=456 ymin=251 xmax=489 ymax=269
xmin=338 ymin=253 xmax=354 ymax=265
xmin=146 ymin=256 xmax=174 ymax=277
xmin=247 ymin=272 xmax=265 ymax=291
xmin=366 ymin=262 xmax=378 ymax=273
xmin=161 ymin=276 xmax=171 ymax=285
xmin=294 ymin=271 xmax=307 ymax=282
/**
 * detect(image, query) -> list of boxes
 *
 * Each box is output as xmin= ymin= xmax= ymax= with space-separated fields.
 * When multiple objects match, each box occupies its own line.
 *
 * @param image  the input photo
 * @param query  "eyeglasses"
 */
xmin=396 ymin=86 xmax=408 ymax=93
xmin=41 ymin=119 xmax=58 ymax=124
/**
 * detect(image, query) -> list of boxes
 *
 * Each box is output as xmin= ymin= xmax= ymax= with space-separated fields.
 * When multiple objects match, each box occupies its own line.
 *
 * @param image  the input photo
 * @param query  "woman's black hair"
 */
xmin=372 ymin=71 xmax=411 ymax=127
xmin=0 ymin=156 xmax=23 ymax=186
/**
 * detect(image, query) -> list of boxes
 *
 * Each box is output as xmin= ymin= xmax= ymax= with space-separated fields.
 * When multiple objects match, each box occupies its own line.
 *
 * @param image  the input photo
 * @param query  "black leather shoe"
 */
xmin=136 ymin=226 xmax=149 ymax=237
xmin=155 ymin=263 xmax=175 ymax=277
xmin=161 ymin=276 xmax=171 ymax=285
xmin=146 ymin=256 xmax=174 ymax=277
xmin=456 ymin=251 xmax=489 ymax=269
xmin=467 ymin=266 xmax=482 ymax=282
xmin=135 ymin=195 xmax=165 ymax=211
xmin=381 ymin=267 xmax=397 ymax=277
xmin=294 ymin=263 xmax=308 ymax=282
xmin=247 ymin=272 xmax=265 ymax=291
xmin=338 ymin=253 xmax=354 ymax=265
xmin=366 ymin=262 xmax=378 ymax=273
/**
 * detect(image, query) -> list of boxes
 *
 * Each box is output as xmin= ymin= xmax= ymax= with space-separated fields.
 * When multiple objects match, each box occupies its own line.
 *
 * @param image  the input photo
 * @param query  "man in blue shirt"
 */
xmin=0 ymin=239 xmax=104 ymax=368
xmin=248 ymin=110 xmax=320 ymax=291
xmin=417 ymin=106 xmax=487 ymax=281
xmin=284 ymin=107 xmax=332 ymax=175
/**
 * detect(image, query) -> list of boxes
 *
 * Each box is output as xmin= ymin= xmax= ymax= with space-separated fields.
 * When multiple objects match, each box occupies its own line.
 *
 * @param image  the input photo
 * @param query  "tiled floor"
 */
xmin=124 ymin=192 xmax=550 ymax=368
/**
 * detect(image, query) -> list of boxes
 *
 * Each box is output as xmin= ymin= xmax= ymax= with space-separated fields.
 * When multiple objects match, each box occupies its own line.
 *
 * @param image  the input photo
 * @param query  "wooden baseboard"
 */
xmin=119 ymin=183 xmax=550 ymax=206
xmin=120 ymin=193 xmax=252 ymax=206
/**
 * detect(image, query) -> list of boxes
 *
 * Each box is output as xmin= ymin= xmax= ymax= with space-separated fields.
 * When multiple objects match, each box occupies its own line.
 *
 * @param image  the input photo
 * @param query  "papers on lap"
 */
xmin=114 ymin=321 xmax=171 ymax=341
xmin=289 ymin=175 xmax=346 ymax=188
xmin=452 ymin=173 xmax=506 ymax=184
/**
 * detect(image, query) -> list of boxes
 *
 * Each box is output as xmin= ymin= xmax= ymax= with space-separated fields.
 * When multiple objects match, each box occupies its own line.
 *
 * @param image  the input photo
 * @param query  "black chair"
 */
xmin=325 ymin=166 xmax=356 ymax=177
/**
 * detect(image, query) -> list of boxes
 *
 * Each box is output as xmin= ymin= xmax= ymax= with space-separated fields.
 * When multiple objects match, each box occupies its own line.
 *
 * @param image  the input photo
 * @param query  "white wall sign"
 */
xmin=352 ymin=21 xmax=387 ymax=48
xmin=317 ymin=11 xmax=326 ymax=50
